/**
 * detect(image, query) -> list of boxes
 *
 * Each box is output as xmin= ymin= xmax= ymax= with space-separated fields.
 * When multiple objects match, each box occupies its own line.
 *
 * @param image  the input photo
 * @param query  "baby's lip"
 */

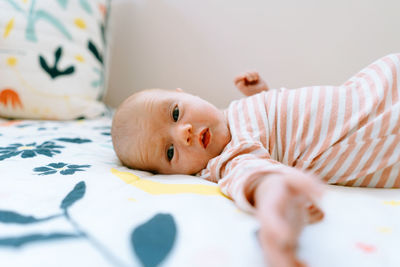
xmin=199 ymin=128 xmax=211 ymax=149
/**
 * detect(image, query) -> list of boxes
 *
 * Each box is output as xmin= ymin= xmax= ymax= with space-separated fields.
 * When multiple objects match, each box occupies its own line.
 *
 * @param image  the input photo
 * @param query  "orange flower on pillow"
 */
xmin=98 ymin=4 xmax=107 ymax=17
xmin=0 ymin=89 xmax=23 ymax=109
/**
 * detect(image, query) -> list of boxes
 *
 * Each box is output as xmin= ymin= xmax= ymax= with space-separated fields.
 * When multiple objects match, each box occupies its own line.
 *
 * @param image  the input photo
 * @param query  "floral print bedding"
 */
xmin=0 ymin=115 xmax=261 ymax=267
xmin=1 ymin=114 xmax=399 ymax=267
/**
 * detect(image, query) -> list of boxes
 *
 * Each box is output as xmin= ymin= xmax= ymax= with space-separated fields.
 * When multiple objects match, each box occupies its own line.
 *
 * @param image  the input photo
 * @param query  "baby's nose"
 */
xmin=178 ymin=123 xmax=193 ymax=146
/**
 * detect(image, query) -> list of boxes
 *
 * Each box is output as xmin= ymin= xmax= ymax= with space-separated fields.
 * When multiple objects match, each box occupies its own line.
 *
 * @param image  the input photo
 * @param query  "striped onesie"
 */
xmin=199 ymin=54 xmax=400 ymax=212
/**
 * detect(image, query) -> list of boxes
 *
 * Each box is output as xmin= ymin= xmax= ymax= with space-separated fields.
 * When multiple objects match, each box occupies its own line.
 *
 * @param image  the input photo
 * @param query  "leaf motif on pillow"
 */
xmin=27 ymin=9 xmax=72 ymax=42
xmin=3 ymin=18 xmax=15 ymax=38
xmin=57 ymin=0 xmax=68 ymax=9
xmin=88 ymin=40 xmax=104 ymax=65
xmin=4 ymin=0 xmax=72 ymax=42
xmin=57 ymin=0 xmax=93 ymax=14
xmin=39 ymin=47 xmax=75 ymax=79
xmin=91 ymin=67 xmax=103 ymax=88
xmin=88 ymin=40 xmax=105 ymax=94
xmin=79 ymin=0 xmax=93 ymax=14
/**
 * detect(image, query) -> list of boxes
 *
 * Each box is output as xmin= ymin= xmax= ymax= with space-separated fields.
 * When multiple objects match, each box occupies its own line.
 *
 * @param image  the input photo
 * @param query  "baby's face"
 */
xmin=125 ymin=89 xmax=231 ymax=174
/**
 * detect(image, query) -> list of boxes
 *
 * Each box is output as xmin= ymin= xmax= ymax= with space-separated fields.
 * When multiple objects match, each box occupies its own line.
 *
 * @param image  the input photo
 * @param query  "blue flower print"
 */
xmin=0 ymin=142 xmax=64 ymax=161
xmin=34 ymin=163 xmax=91 ymax=176
xmin=55 ymin=138 xmax=92 ymax=144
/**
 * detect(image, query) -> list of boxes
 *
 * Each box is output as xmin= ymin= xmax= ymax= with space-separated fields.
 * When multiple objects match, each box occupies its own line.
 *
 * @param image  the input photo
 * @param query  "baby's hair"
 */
xmin=111 ymin=88 xmax=171 ymax=171
xmin=111 ymin=92 xmax=138 ymax=168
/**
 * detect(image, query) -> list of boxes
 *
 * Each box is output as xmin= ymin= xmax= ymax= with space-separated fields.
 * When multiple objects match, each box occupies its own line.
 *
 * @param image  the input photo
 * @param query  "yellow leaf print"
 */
xmin=4 ymin=18 xmax=15 ymax=38
xmin=75 ymin=55 xmax=85 ymax=62
xmin=111 ymin=168 xmax=226 ymax=197
xmin=7 ymin=57 xmax=17 ymax=67
xmin=74 ymin=18 xmax=86 ymax=29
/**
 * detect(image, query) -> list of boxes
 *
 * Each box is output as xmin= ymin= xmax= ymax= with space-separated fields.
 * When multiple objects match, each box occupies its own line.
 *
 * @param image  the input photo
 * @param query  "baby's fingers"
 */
xmin=234 ymin=71 xmax=260 ymax=85
xmin=244 ymin=71 xmax=259 ymax=84
xmin=260 ymin=228 xmax=306 ymax=267
xmin=286 ymin=172 xmax=325 ymax=201
xmin=233 ymin=74 xmax=245 ymax=85
xmin=285 ymin=173 xmax=325 ymax=224
xmin=306 ymin=203 xmax=324 ymax=224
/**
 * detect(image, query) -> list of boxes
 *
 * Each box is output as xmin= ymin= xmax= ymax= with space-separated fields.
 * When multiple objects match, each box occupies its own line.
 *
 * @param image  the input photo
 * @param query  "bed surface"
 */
xmin=0 ymin=115 xmax=399 ymax=267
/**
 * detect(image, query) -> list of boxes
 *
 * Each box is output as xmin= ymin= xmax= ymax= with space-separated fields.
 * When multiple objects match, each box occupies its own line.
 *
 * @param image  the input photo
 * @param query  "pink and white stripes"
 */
xmin=200 ymin=54 xmax=400 ymax=212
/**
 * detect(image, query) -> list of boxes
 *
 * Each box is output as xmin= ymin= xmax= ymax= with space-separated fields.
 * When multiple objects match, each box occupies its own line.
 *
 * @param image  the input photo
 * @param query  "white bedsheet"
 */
xmin=301 ymin=186 xmax=400 ymax=267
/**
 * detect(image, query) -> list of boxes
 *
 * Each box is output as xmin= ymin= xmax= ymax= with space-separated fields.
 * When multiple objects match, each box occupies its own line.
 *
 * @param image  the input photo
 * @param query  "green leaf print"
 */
xmin=0 ymin=233 xmax=82 ymax=248
xmin=56 ymin=0 xmax=92 ymax=14
xmin=60 ymin=181 xmax=86 ymax=211
xmin=39 ymin=46 xmax=75 ymax=79
xmin=132 ymin=213 xmax=177 ymax=267
xmin=5 ymin=0 xmax=72 ymax=42
xmin=79 ymin=0 xmax=92 ymax=14
xmin=0 ymin=210 xmax=61 ymax=224
xmin=57 ymin=0 xmax=67 ymax=9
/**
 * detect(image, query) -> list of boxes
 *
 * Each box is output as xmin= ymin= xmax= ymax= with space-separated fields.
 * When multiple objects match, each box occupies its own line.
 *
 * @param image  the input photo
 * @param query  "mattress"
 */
xmin=0 ymin=115 xmax=399 ymax=267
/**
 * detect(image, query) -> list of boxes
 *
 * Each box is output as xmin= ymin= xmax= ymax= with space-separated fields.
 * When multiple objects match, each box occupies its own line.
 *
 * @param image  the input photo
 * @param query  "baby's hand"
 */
xmin=254 ymin=172 xmax=324 ymax=267
xmin=234 ymin=71 xmax=269 ymax=96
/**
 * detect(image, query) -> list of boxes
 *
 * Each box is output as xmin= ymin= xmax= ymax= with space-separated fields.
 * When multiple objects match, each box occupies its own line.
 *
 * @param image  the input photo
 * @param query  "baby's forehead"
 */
xmin=135 ymin=89 xmax=176 ymax=103
xmin=132 ymin=91 xmax=176 ymax=118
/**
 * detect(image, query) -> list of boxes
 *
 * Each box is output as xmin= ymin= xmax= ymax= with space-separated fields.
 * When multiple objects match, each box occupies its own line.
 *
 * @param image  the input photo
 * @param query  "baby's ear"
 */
xmin=175 ymin=88 xmax=183 ymax=92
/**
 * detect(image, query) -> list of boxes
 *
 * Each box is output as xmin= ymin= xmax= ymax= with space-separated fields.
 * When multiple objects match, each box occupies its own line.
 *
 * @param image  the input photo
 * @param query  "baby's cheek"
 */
xmin=188 ymin=155 xmax=209 ymax=174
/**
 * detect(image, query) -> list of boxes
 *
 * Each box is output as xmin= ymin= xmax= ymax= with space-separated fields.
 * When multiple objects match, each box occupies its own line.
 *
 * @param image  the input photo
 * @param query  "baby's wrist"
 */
xmin=245 ymin=177 xmax=266 ymax=207
xmin=247 ymin=174 xmax=281 ymax=207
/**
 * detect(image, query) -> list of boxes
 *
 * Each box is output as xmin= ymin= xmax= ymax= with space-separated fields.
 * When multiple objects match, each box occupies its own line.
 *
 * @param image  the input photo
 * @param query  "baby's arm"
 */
xmin=249 ymin=171 xmax=324 ymax=267
xmin=213 ymin=152 xmax=324 ymax=266
xmin=234 ymin=71 xmax=269 ymax=96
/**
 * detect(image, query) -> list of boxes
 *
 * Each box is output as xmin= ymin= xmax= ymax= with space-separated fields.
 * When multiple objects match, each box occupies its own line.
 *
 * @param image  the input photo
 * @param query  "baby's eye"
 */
xmin=167 ymin=144 xmax=174 ymax=161
xmin=172 ymin=106 xmax=179 ymax=122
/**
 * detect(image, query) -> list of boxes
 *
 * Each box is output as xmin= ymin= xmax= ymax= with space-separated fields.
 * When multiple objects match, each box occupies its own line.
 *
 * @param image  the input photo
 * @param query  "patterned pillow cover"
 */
xmin=0 ymin=0 xmax=111 ymax=120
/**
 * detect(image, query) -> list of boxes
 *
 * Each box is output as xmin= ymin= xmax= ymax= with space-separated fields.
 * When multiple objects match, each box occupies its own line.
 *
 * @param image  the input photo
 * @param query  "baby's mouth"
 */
xmin=200 ymin=128 xmax=210 ymax=149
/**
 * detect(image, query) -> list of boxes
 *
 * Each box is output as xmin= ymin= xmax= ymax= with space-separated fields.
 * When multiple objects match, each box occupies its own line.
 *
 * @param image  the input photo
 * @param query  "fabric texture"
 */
xmin=200 ymin=54 xmax=400 ymax=213
xmin=0 ymin=0 xmax=111 ymax=120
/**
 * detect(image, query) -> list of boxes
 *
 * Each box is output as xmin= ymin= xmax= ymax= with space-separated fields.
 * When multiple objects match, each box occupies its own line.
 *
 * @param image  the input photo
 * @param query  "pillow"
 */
xmin=0 ymin=0 xmax=111 ymax=120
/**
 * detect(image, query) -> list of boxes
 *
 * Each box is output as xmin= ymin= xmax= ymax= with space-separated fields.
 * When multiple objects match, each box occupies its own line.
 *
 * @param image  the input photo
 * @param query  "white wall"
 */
xmin=104 ymin=0 xmax=400 ymax=108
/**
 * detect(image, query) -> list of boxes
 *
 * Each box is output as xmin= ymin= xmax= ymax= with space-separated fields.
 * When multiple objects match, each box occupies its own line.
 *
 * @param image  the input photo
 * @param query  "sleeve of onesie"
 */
xmin=214 ymin=142 xmax=309 ymax=213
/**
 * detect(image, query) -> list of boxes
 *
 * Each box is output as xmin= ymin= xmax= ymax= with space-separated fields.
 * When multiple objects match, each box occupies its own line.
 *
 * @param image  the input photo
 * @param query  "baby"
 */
xmin=112 ymin=53 xmax=400 ymax=267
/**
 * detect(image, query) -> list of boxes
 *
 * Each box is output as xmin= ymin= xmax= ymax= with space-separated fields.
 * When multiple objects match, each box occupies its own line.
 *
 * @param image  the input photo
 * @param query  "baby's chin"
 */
xmin=179 ymin=162 xmax=208 ymax=176
xmin=157 ymin=161 xmax=205 ymax=175
xmin=174 ymin=158 xmax=211 ymax=176
xmin=190 ymin=155 xmax=216 ymax=175
xmin=160 ymin=151 xmax=220 ymax=175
